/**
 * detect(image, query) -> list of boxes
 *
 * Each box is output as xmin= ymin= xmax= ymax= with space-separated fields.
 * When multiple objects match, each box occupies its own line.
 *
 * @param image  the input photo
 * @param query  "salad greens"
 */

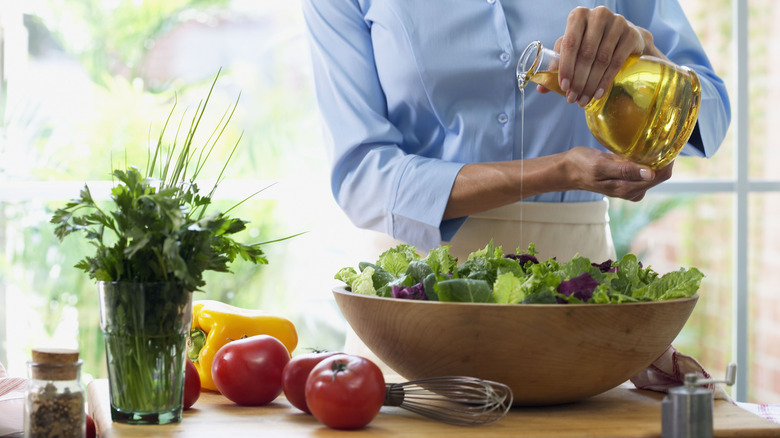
xmin=334 ymin=241 xmax=704 ymax=304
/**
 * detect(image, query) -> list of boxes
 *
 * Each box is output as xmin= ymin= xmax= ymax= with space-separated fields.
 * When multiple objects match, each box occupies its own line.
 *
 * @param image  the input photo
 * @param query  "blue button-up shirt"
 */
xmin=302 ymin=0 xmax=731 ymax=251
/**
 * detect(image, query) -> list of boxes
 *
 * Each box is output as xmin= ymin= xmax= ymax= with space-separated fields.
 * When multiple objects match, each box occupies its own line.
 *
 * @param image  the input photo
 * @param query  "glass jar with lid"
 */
xmin=24 ymin=348 xmax=85 ymax=438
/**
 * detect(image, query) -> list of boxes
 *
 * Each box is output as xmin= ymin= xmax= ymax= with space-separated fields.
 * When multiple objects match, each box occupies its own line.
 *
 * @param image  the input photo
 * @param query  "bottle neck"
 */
xmin=516 ymin=41 xmax=542 ymax=90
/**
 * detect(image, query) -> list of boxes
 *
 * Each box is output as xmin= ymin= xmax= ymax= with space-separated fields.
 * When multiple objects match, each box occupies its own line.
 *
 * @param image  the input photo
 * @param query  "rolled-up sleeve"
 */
xmin=302 ymin=0 xmax=464 ymax=251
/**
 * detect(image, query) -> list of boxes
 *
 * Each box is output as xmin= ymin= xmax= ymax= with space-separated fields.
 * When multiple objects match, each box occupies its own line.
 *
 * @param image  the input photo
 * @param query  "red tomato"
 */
xmin=305 ymin=354 xmax=386 ymax=430
xmin=183 ymin=357 xmax=201 ymax=410
xmin=211 ymin=334 xmax=291 ymax=406
xmin=85 ymin=413 xmax=96 ymax=438
xmin=281 ymin=351 xmax=341 ymax=413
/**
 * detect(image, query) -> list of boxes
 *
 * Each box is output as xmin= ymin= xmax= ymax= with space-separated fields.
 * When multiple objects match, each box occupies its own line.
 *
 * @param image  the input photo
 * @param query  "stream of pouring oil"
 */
xmin=519 ymin=87 xmax=524 ymax=240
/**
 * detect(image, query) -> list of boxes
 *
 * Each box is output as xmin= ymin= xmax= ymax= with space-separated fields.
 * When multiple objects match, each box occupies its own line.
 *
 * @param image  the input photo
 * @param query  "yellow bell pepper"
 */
xmin=187 ymin=300 xmax=298 ymax=392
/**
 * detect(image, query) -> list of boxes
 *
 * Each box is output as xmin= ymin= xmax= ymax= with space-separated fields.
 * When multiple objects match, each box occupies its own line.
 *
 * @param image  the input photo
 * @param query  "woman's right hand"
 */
xmin=554 ymin=6 xmax=658 ymax=108
xmin=563 ymin=146 xmax=672 ymax=202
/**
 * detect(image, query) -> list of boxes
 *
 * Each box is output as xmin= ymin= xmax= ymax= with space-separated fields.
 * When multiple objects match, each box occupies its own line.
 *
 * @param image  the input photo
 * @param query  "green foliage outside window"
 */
xmin=0 ymin=0 xmax=318 ymax=378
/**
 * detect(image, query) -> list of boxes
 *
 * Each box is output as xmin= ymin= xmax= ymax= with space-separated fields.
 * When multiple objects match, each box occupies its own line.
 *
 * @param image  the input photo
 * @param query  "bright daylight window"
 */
xmin=0 ymin=0 xmax=778 ymax=404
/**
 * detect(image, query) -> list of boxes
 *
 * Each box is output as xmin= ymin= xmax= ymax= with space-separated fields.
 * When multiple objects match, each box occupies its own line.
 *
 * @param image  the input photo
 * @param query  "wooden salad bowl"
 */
xmin=332 ymin=286 xmax=698 ymax=406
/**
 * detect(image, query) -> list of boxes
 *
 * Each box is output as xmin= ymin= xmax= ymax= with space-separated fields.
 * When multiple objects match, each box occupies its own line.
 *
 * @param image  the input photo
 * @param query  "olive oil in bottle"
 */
xmin=516 ymin=41 xmax=700 ymax=170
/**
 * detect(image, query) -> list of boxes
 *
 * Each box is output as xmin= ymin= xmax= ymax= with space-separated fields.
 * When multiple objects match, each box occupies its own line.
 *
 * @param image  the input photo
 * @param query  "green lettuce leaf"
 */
xmin=359 ymin=262 xmax=397 ymax=295
xmin=522 ymin=290 xmax=557 ymax=304
xmin=351 ymin=266 xmax=378 ymax=296
xmin=636 ymin=267 xmax=705 ymax=301
xmin=436 ymin=279 xmax=494 ymax=303
xmin=334 ymin=267 xmax=358 ymax=288
xmin=422 ymin=245 xmax=458 ymax=275
xmin=422 ymin=273 xmax=440 ymax=301
xmin=517 ymin=262 xmax=562 ymax=300
xmin=377 ymin=244 xmax=420 ymax=276
xmin=493 ymin=272 xmax=525 ymax=304
xmin=466 ymin=239 xmax=504 ymax=261
xmin=557 ymin=255 xmax=595 ymax=280
xmin=406 ymin=260 xmax=434 ymax=284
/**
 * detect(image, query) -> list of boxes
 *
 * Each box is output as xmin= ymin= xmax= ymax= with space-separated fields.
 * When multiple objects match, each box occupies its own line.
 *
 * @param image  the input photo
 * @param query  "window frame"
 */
xmin=643 ymin=0 xmax=772 ymax=402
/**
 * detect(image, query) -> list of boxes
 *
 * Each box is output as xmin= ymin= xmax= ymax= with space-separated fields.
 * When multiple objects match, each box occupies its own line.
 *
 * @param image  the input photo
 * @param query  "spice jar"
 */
xmin=24 ymin=348 xmax=86 ymax=438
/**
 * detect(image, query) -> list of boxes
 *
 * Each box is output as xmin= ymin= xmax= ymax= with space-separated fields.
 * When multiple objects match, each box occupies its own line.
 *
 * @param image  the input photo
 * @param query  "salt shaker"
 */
xmin=24 ymin=348 xmax=86 ymax=438
xmin=661 ymin=362 xmax=737 ymax=438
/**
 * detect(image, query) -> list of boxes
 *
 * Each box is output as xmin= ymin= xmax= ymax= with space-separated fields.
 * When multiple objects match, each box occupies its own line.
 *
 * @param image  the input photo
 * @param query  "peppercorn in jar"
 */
xmin=24 ymin=348 xmax=85 ymax=438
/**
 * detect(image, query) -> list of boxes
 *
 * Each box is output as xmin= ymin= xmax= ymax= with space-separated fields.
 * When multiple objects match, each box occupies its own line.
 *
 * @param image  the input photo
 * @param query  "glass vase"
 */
xmin=97 ymin=281 xmax=193 ymax=425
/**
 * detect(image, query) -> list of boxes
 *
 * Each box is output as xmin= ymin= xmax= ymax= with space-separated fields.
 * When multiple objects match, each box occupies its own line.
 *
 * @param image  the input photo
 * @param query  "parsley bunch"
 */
xmin=51 ymin=73 xmax=276 ymax=292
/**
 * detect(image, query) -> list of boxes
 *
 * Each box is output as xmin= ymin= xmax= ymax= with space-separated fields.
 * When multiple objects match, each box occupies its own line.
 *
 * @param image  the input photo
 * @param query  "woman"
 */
xmin=302 ymin=1 xmax=730 ymax=263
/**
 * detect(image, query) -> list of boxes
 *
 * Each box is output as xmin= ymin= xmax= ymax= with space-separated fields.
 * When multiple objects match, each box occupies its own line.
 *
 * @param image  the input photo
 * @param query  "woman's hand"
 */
xmin=552 ymin=6 xmax=661 ymax=108
xmin=563 ymin=147 xmax=673 ymax=202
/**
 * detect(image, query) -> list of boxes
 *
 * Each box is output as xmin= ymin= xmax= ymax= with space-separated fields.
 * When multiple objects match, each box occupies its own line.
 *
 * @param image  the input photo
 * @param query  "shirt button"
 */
xmin=487 ymin=0 xmax=496 ymax=4
xmin=499 ymin=52 xmax=510 ymax=63
xmin=497 ymin=113 xmax=508 ymax=124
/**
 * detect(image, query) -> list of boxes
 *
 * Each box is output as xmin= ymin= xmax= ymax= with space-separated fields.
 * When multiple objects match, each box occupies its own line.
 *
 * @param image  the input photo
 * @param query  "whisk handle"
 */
xmin=384 ymin=383 xmax=405 ymax=407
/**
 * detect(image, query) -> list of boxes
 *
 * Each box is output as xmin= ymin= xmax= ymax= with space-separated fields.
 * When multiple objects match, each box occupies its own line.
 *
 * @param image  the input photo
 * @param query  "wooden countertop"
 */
xmin=87 ymin=379 xmax=780 ymax=437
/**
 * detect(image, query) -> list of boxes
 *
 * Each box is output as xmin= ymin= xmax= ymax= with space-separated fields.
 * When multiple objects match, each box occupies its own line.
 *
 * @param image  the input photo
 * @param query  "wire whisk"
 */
xmin=383 ymin=376 xmax=513 ymax=426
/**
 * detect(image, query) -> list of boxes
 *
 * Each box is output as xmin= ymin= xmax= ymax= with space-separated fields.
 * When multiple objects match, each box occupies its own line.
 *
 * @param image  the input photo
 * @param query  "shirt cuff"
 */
xmin=681 ymin=75 xmax=730 ymax=158
xmin=389 ymin=157 xmax=465 ymax=252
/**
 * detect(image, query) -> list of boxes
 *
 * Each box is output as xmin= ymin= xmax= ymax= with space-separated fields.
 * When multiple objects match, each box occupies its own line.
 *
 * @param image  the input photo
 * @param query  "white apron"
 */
xmin=445 ymin=199 xmax=616 ymax=263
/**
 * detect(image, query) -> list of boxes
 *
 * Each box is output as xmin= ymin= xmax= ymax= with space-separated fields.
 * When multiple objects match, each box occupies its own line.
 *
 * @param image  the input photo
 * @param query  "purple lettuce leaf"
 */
xmin=557 ymin=272 xmax=600 ymax=303
xmin=392 ymin=282 xmax=428 ymax=300
xmin=506 ymin=253 xmax=539 ymax=266
xmin=592 ymin=259 xmax=617 ymax=273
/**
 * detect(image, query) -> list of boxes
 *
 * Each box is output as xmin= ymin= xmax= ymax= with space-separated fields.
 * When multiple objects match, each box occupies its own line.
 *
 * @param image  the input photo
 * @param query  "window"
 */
xmin=621 ymin=0 xmax=780 ymax=402
xmin=1 ymin=0 xmax=778 ymax=403
xmin=0 ymin=1 xmax=359 ymax=384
